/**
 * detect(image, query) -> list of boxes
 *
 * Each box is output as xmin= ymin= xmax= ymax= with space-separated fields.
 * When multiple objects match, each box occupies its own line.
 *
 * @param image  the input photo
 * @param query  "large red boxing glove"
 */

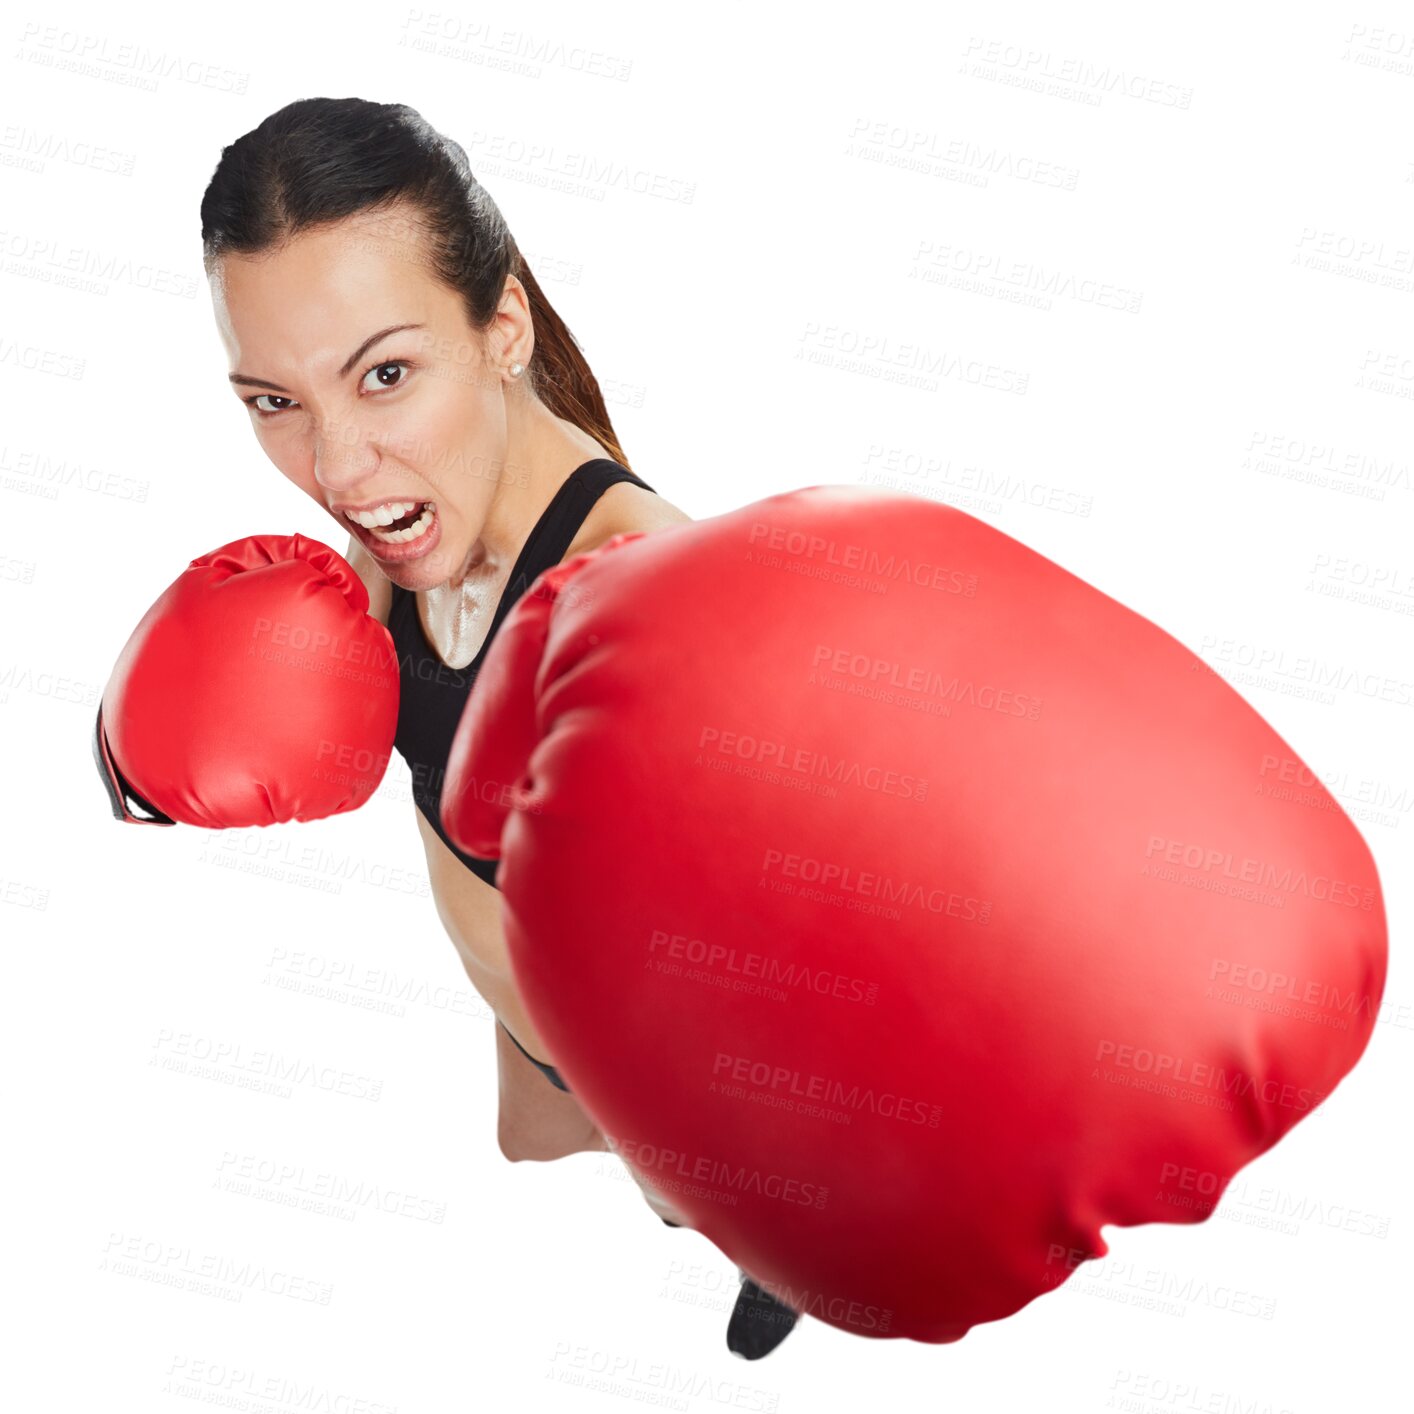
xmin=94 ymin=534 xmax=399 ymax=827
xmin=441 ymin=487 xmax=1387 ymax=1346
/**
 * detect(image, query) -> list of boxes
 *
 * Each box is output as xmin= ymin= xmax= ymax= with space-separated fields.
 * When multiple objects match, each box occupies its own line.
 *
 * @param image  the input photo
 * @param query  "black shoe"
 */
xmin=726 ymin=1271 xmax=799 ymax=1359
xmin=660 ymin=1218 xmax=682 ymax=1227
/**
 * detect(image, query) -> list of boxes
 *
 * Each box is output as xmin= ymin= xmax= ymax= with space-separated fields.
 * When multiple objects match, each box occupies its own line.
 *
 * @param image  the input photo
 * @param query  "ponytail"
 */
xmin=511 ymin=248 xmax=630 ymax=470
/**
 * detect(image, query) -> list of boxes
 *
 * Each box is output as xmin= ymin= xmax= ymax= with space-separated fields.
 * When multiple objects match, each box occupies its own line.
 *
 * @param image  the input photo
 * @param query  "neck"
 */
xmin=444 ymin=387 xmax=606 ymax=591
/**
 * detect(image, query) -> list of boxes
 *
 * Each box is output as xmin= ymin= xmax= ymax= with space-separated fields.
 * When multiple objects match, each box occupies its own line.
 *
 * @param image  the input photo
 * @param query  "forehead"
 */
xmin=211 ymin=208 xmax=457 ymax=358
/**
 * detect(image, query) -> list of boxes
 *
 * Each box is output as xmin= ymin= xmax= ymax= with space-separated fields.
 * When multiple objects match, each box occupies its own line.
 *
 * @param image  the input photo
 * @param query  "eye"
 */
xmin=246 ymin=393 xmax=299 ymax=417
xmin=361 ymin=360 xmax=412 ymax=394
xmin=241 ymin=359 xmax=413 ymax=420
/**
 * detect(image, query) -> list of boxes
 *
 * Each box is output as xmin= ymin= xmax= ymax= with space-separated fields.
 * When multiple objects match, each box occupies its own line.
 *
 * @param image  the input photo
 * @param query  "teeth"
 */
xmin=346 ymin=500 xmax=418 ymax=528
xmin=367 ymin=503 xmax=436 ymax=545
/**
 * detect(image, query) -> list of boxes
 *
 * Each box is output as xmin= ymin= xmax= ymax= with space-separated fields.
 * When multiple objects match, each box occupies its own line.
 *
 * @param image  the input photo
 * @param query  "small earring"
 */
xmin=509 ymin=362 xmax=524 ymax=377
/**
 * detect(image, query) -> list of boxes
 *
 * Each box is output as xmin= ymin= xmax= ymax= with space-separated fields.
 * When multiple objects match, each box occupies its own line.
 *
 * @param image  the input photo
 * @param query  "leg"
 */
xmin=495 ymin=1020 xmax=695 ymax=1228
xmin=494 ymin=1018 xmax=611 ymax=1163
xmin=498 ymin=1017 xmax=573 ymax=1092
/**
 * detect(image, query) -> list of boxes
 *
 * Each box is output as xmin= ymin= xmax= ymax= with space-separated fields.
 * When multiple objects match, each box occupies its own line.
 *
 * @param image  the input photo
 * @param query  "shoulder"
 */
xmin=571 ymin=473 xmax=694 ymax=557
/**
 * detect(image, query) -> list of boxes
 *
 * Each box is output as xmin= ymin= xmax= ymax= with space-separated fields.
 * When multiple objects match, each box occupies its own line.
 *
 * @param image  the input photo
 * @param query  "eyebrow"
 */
xmin=227 ymin=323 xmax=427 ymax=392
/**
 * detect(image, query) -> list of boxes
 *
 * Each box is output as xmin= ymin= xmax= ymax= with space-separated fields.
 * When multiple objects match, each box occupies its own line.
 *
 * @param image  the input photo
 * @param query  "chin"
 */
xmin=393 ymin=542 xmax=470 ymax=594
xmin=383 ymin=560 xmax=443 ymax=593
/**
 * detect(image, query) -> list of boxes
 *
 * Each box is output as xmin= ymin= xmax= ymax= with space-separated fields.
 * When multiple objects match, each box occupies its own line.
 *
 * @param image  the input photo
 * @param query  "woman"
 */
xmin=199 ymin=97 xmax=797 ymax=1359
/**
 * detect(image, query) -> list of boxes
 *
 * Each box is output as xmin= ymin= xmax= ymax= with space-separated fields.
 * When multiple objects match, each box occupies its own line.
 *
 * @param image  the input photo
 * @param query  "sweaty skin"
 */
xmin=210 ymin=202 xmax=693 ymax=1167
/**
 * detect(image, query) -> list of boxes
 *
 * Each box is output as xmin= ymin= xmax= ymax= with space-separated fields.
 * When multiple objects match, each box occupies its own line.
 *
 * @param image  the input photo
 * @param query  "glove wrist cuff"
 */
xmin=92 ymin=705 xmax=175 ymax=826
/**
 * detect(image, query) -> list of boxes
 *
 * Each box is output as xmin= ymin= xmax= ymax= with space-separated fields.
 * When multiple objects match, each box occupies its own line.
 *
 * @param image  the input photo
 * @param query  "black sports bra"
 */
xmin=387 ymin=457 xmax=656 ymax=886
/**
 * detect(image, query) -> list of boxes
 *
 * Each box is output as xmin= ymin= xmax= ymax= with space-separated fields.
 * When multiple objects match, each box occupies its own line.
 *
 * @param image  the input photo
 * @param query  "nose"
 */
xmin=311 ymin=412 xmax=381 ymax=502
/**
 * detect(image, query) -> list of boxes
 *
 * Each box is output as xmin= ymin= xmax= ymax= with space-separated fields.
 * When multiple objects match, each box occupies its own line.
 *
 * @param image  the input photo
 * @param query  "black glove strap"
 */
xmin=92 ymin=705 xmax=175 ymax=826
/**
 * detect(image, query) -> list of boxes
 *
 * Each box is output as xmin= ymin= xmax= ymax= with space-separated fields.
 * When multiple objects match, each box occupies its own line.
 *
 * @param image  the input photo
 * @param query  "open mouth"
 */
xmin=344 ymin=499 xmax=438 ymax=546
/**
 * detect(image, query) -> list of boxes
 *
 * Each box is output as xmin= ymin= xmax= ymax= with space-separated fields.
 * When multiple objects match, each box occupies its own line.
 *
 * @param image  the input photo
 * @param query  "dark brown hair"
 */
xmin=199 ymin=96 xmax=629 ymax=468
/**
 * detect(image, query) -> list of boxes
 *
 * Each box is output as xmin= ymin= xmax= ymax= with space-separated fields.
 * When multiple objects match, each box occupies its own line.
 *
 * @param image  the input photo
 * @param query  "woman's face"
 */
xmin=210 ymin=206 xmax=524 ymax=592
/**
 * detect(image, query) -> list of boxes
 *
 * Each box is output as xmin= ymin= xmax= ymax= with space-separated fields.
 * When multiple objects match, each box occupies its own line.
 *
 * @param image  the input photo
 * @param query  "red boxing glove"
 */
xmin=442 ymin=486 xmax=1387 ymax=1345
xmin=94 ymin=533 xmax=399 ymax=828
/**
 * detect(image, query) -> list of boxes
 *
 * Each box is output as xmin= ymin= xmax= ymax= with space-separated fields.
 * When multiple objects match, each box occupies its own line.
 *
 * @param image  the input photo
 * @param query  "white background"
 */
xmin=3 ymin=1 xmax=1410 ymax=1408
